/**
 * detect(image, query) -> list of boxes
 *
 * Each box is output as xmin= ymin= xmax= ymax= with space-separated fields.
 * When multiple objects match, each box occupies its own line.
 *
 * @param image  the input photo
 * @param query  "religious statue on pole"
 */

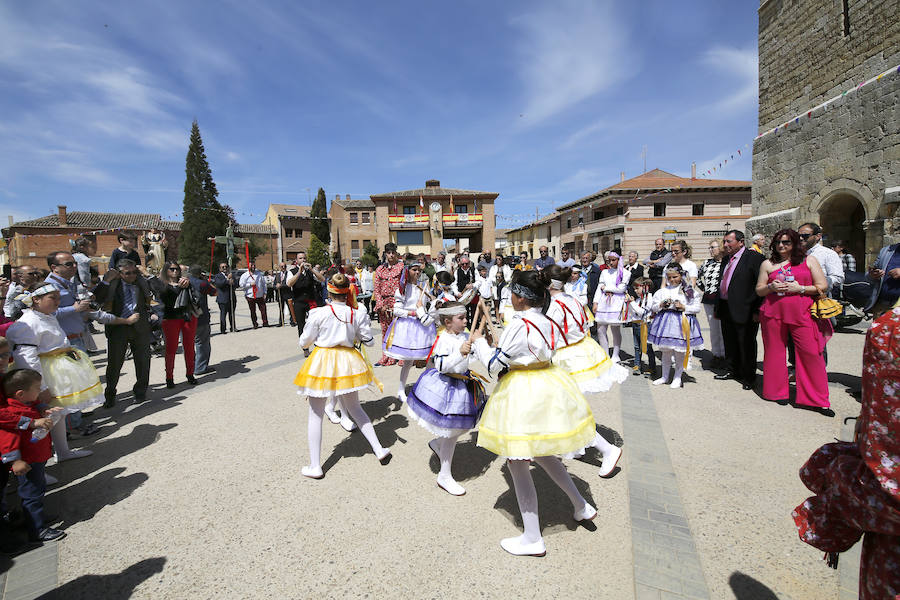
xmin=208 ymin=224 xmax=245 ymax=270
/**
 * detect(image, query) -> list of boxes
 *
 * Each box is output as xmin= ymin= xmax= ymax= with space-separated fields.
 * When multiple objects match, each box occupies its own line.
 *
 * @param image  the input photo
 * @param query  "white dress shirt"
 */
xmin=430 ymin=331 xmax=473 ymax=375
xmin=298 ymin=301 xmax=374 ymax=349
xmin=239 ymin=270 xmax=267 ymax=298
xmin=806 ymin=243 xmax=844 ymax=294
xmin=472 ymin=307 xmax=556 ymax=375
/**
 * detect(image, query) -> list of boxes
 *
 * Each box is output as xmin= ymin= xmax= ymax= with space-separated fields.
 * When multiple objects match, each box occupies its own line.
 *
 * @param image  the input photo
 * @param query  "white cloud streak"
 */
xmin=700 ymin=45 xmax=758 ymax=115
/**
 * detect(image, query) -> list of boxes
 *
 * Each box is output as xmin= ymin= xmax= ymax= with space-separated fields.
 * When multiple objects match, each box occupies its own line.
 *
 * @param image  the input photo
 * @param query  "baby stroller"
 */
xmin=832 ymin=270 xmax=873 ymax=329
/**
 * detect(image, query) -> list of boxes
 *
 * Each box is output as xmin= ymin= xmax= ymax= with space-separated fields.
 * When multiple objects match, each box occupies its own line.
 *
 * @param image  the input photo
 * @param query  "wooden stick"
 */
xmin=470 ymin=298 xmax=484 ymax=334
xmin=477 ymin=297 xmax=499 ymax=340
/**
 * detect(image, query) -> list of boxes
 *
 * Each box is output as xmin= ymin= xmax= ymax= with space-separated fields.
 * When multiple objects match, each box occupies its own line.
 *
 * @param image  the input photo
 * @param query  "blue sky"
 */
xmin=0 ymin=1 xmax=759 ymax=228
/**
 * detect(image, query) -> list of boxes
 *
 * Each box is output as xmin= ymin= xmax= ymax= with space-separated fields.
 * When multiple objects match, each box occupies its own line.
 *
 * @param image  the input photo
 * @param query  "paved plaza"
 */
xmin=1 ymin=303 xmax=866 ymax=599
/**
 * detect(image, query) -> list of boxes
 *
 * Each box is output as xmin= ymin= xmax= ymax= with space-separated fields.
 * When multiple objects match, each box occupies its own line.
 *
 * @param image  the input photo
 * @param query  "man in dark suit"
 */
xmin=714 ymin=230 xmax=765 ymax=390
xmin=213 ymin=263 xmax=238 ymax=334
xmin=189 ymin=265 xmax=217 ymax=375
xmin=580 ymin=251 xmax=602 ymax=336
xmin=93 ymin=259 xmax=155 ymax=407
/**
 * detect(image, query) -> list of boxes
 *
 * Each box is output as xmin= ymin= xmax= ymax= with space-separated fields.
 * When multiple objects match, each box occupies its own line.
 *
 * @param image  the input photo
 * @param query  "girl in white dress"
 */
xmin=294 ymin=273 xmax=390 ymax=479
xmin=592 ymin=252 xmax=631 ymax=362
xmin=647 ymin=265 xmax=704 ymax=389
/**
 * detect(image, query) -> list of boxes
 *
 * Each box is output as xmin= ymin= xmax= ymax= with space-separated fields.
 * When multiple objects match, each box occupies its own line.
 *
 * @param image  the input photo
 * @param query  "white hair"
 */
xmin=752 ymin=233 xmax=765 ymax=243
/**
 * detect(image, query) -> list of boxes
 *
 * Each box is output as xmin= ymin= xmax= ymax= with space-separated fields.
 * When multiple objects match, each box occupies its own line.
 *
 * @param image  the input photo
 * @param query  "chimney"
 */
xmin=691 ymin=162 xmax=697 ymax=179
xmin=334 ymin=194 xmax=340 ymax=203
xmin=345 ymin=194 xmax=351 ymax=201
xmin=7 ymin=216 xmax=13 ymax=227
xmin=425 ymin=179 xmax=440 ymax=188
xmin=57 ymin=205 xmax=67 ymax=226
xmin=620 ymin=172 xmax=625 ymax=183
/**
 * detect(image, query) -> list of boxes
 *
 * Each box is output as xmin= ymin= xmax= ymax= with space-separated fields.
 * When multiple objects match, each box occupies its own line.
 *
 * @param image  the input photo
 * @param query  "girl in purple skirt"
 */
xmin=406 ymin=301 xmax=484 ymax=496
xmin=647 ymin=264 xmax=703 ymax=388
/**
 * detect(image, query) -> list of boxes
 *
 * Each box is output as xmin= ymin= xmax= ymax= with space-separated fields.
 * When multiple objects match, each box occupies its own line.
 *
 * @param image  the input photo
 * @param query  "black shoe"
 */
xmin=166 ymin=379 xmax=175 ymax=389
xmin=252 ymin=324 xmax=259 ymax=329
xmin=714 ymin=372 xmax=735 ymax=380
xmin=186 ymin=375 xmax=198 ymax=385
xmin=133 ymin=392 xmax=147 ymax=403
xmin=31 ymin=527 xmax=66 ymax=543
xmin=289 ymin=321 xmax=296 ymax=327
xmin=819 ymin=408 xmax=836 ymax=417
xmin=103 ymin=396 xmax=116 ymax=409
xmin=741 ymin=383 xmax=754 ymax=390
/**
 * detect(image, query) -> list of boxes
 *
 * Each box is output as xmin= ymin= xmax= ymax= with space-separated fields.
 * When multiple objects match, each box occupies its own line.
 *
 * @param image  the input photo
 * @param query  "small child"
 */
xmin=647 ymin=265 xmax=703 ymax=388
xmin=431 ymin=271 xmax=457 ymax=304
xmin=0 ymin=369 xmax=65 ymax=542
xmin=626 ymin=277 xmax=657 ymax=376
xmin=474 ymin=265 xmax=493 ymax=305
xmin=406 ymin=301 xmax=484 ymax=496
xmin=108 ymin=232 xmax=142 ymax=271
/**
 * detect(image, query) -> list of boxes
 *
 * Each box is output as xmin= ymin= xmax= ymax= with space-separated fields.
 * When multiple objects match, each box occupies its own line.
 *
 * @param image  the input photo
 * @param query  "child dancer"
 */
xmin=471 ymin=270 xmax=599 ymax=556
xmin=626 ymin=277 xmax=657 ymax=377
xmin=406 ymin=301 xmax=484 ymax=496
xmin=545 ymin=266 xmax=625 ymax=477
xmin=295 ymin=273 xmax=390 ymax=478
xmin=431 ymin=271 xmax=458 ymax=304
xmin=647 ymin=265 xmax=703 ymax=388
xmin=592 ymin=252 xmax=630 ymax=362
xmin=383 ymin=258 xmax=437 ymax=402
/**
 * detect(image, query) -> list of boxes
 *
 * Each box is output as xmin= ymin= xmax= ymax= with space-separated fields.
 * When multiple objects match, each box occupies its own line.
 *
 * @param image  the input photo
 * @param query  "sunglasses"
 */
xmin=55 ymin=261 xmax=76 ymax=267
xmin=798 ymin=233 xmax=812 ymax=240
xmin=776 ymin=239 xmax=792 ymax=246
xmin=168 ymin=267 xmax=180 ymax=271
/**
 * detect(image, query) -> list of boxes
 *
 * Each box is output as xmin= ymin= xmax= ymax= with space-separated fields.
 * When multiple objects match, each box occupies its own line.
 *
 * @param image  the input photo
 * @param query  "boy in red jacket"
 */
xmin=0 ymin=369 xmax=65 ymax=542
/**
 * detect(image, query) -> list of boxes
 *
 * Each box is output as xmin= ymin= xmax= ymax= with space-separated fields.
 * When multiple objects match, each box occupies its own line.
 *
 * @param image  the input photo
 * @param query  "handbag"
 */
xmin=175 ymin=286 xmax=203 ymax=319
xmin=809 ymin=296 xmax=842 ymax=319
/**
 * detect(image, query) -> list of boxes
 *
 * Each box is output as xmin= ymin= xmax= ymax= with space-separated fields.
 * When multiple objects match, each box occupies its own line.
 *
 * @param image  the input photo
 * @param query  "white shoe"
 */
xmin=599 ymin=446 xmax=622 ymax=477
xmin=500 ymin=535 xmax=546 ymax=557
xmin=437 ymin=475 xmax=466 ymax=496
xmin=573 ymin=503 xmax=597 ymax=521
xmin=44 ymin=473 xmax=59 ymax=486
xmin=324 ymin=405 xmax=341 ymax=425
xmin=340 ymin=418 xmax=357 ymax=432
xmin=301 ymin=466 xmax=323 ymax=479
xmin=611 ymin=354 xmax=621 ymax=363
xmin=375 ymin=448 xmax=391 ymax=462
xmin=670 ymin=378 xmax=682 ymax=389
xmin=56 ymin=449 xmax=93 ymax=462
xmin=652 ymin=377 xmax=667 ymax=386
xmin=397 ymin=389 xmax=408 ymax=403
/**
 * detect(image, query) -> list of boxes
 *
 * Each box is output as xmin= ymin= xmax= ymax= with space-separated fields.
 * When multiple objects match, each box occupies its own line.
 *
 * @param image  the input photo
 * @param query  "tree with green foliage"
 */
xmin=310 ymin=187 xmax=330 ymax=245
xmin=306 ymin=234 xmax=330 ymax=268
xmin=361 ymin=243 xmax=380 ymax=267
xmin=179 ymin=120 xmax=232 ymax=266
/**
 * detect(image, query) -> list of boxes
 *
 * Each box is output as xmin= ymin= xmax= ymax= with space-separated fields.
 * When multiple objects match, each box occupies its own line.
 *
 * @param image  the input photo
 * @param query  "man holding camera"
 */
xmin=286 ymin=252 xmax=325 ymax=345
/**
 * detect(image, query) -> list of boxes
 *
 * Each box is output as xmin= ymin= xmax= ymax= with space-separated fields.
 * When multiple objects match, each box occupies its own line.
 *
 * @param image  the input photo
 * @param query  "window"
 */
xmin=616 ymin=206 xmax=624 ymax=215
xmin=363 ymin=239 xmax=371 ymax=248
xmin=351 ymin=240 xmax=360 ymax=259
xmin=362 ymin=212 xmax=370 ymax=224
xmin=455 ymin=204 xmax=467 ymax=214
xmin=653 ymin=203 xmax=666 ymax=217
xmin=577 ymin=216 xmax=584 ymax=227
xmin=403 ymin=205 xmax=416 ymax=215
xmin=842 ymin=0 xmax=850 ymax=36
xmin=295 ymin=229 xmax=302 ymax=238
xmin=566 ymin=218 xmax=572 ymax=229
xmin=350 ymin=212 xmax=358 ymax=224
xmin=593 ymin=210 xmax=601 ymax=221
xmin=396 ymin=230 xmax=424 ymax=245
xmin=547 ymin=227 xmax=552 ymax=239
xmin=692 ymin=204 xmax=704 ymax=216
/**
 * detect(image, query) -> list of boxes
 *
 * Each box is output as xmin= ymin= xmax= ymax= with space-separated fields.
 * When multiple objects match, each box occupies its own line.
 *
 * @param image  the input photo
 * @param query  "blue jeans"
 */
xmin=630 ymin=322 xmax=656 ymax=370
xmin=17 ymin=461 xmax=47 ymax=537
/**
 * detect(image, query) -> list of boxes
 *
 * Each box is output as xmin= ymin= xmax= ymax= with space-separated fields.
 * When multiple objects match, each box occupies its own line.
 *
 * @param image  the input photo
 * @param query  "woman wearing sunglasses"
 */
xmin=755 ymin=229 xmax=830 ymax=413
xmin=158 ymin=262 xmax=199 ymax=388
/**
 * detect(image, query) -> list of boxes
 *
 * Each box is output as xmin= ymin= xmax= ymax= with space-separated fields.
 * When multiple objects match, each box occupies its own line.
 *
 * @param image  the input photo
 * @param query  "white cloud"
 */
xmin=511 ymin=2 xmax=633 ymax=125
xmin=700 ymin=46 xmax=758 ymax=115
xmin=561 ymin=119 xmax=608 ymax=149
xmin=225 ymin=152 xmax=242 ymax=162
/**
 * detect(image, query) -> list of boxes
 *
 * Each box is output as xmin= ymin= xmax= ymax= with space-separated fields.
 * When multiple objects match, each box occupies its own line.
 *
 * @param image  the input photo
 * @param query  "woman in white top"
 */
xmin=546 ymin=265 xmax=629 ymax=395
xmin=469 ymin=270 xmax=600 ymax=557
xmin=294 ymin=273 xmax=390 ymax=479
xmin=670 ymin=240 xmax=698 ymax=287
xmin=592 ymin=252 xmax=631 ymax=362
xmin=8 ymin=282 xmax=137 ymax=463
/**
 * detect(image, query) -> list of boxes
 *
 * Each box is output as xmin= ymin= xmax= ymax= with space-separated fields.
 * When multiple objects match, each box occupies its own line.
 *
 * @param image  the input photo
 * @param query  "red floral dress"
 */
xmin=373 ymin=262 xmax=404 ymax=363
xmin=792 ymin=308 xmax=900 ymax=599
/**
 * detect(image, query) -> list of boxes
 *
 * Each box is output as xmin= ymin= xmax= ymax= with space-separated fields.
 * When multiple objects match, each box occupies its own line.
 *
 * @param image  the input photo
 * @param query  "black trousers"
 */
xmin=218 ymin=301 xmax=235 ymax=333
xmin=277 ymin=290 xmax=294 ymax=325
xmin=105 ymin=323 xmax=152 ymax=401
xmin=719 ymin=303 xmax=759 ymax=386
xmin=293 ymin=299 xmax=312 ymax=337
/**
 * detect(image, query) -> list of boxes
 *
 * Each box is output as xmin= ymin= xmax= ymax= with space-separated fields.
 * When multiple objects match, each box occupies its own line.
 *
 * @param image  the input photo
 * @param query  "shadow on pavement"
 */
xmin=728 ymin=571 xmax=779 ymax=600
xmin=427 ymin=432 xmax=497 ymax=481
xmin=320 ymin=397 xmax=409 ymax=475
xmin=48 ymin=467 xmax=149 ymax=531
xmin=36 ymin=556 xmax=166 ymax=600
xmin=493 ymin=461 xmax=598 ymax=534
xmin=194 ymin=354 xmax=259 ymax=384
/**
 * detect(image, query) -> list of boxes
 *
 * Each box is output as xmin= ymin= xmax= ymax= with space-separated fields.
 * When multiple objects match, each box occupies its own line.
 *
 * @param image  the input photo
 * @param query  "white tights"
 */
xmin=507 ymin=457 xmax=590 ymax=543
xmin=436 ymin=435 xmax=459 ymax=480
xmin=659 ymin=349 xmax=685 ymax=383
xmin=398 ymin=361 xmax=414 ymax=395
xmin=596 ymin=324 xmax=622 ymax=360
xmin=50 ymin=416 xmax=72 ymax=457
xmin=306 ymin=392 xmax=387 ymax=471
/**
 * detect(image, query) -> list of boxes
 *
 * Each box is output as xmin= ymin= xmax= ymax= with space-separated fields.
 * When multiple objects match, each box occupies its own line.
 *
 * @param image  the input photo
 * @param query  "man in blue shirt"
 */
xmin=534 ymin=246 xmax=555 ymax=270
xmin=867 ymin=242 xmax=900 ymax=316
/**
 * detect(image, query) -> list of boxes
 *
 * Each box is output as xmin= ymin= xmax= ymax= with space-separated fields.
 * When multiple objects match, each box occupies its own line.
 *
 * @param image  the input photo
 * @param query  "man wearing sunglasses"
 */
xmin=798 ymin=223 xmax=844 ymax=296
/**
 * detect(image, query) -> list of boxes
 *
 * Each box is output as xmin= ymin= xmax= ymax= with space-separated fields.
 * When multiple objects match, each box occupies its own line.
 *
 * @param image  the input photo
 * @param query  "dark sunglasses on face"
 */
xmin=55 ymin=261 xmax=76 ymax=267
xmin=798 ymin=233 xmax=812 ymax=240
xmin=776 ymin=240 xmax=792 ymax=245
xmin=168 ymin=267 xmax=180 ymax=271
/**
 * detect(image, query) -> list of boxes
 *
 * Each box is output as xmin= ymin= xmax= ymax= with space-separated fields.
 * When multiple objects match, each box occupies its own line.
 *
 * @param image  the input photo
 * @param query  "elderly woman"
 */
xmin=697 ymin=240 xmax=725 ymax=363
xmin=755 ymin=229 xmax=830 ymax=411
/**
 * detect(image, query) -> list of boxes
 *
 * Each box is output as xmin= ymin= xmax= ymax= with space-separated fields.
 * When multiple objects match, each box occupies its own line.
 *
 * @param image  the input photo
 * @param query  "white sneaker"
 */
xmin=437 ymin=475 xmax=466 ymax=496
xmin=500 ymin=535 xmax=546 ymax=557
xmin=340 ymin=418 xmax=356 ymax=432
xmin=56 ymin=449 xmax=93 ymax=462
xmin=324 ymin=405 xmax=341 ymax=425
xmin=599 ymin=446 xmax=622 ymax=477
xmin=670 ymin=378 xmax=682 ymax=389
xmin=573 ymin=503 xmax=597 ymax=521
xmin=301 ymin=465 xmax=324 ymax=479
xmin=652 ymin=377 xmax=667 ymax=386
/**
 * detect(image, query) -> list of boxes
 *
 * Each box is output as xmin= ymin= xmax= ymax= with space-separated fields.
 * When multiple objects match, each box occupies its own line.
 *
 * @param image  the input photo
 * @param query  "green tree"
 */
xmin=361 ymin=243 xmax=380 ymax=268
xmin=310 ymin=187 xmax=330 ymax=245
xmin=180 ymin=120 xmax=231 ymax=265
xmin=307 ymin=234 xmax=330 ymax=268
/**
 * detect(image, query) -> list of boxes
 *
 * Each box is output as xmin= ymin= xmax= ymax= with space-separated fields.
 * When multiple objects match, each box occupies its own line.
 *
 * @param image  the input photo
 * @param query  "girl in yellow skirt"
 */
xmin=545 ymin=265 xmax=625 ymax=477
xmin=470 ymin=270 xmax=599 ymax=556
xmin=295 ymin=273 xmax=390 ymax=479
xmin=7 ymin=282 xmax=138 ymax=462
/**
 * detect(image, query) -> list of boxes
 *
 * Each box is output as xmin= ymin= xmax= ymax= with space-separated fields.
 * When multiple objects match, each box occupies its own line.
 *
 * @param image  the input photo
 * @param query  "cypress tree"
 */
xmin=180 ymin=120 xmax=231 ymax=266
xmin=310 ymin=187 xmax=330 ymax=245
xmin=307 ymin=234 xmax=330 ymax=268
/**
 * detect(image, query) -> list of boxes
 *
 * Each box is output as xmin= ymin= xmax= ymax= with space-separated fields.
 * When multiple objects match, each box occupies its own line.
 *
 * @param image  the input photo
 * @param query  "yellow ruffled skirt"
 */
xmin=294 ymin=346 xmax=377 ymax=399
xmin=477 ymin=364 xmax=597 ymax=459
xmin=552 ymin=336 xmax=629 ymax=393
xmin=39 ymin=348 xmax=104 ymax=412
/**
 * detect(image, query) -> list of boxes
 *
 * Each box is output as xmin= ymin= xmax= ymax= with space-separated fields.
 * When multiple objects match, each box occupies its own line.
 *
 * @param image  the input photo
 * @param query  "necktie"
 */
xmin=721 ymin=256 xmax=737 ymax=299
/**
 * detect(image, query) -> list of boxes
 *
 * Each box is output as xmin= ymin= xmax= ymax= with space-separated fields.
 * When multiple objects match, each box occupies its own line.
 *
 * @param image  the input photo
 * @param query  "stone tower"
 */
xmin=749 ymin=0 xmax=900 ymax=266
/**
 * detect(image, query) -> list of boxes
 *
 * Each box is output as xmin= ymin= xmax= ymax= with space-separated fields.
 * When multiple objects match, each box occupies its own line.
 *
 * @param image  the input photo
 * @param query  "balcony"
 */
xmin=442 ymin=213 xmax=483 ymax=228
xmin=584 ymin=214 xmax=625 ymax=235
xmin=388 ymin=214 xmax=429 ymax=230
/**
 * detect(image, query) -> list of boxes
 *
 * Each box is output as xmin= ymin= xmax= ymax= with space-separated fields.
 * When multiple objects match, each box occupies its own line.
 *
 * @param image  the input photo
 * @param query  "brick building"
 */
xmin=556 ymin=169 xmax=750 ymax=257
xmin=262 ymin=203 xmax=313 ymax=264
xmin=4 ymin=205 xmax=277 ymax=272
xmin=506 ymin=214 xmax=561 ymax=259
xmin=329 ymin=195 xmax=378 ymax=261
xmin=748 ymin=0 xmax=900 ymax=266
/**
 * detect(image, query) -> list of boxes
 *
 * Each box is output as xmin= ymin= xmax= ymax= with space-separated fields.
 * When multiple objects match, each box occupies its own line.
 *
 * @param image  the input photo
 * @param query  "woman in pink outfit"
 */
xmin=755 ymin=229 xmax=830 ymax=411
